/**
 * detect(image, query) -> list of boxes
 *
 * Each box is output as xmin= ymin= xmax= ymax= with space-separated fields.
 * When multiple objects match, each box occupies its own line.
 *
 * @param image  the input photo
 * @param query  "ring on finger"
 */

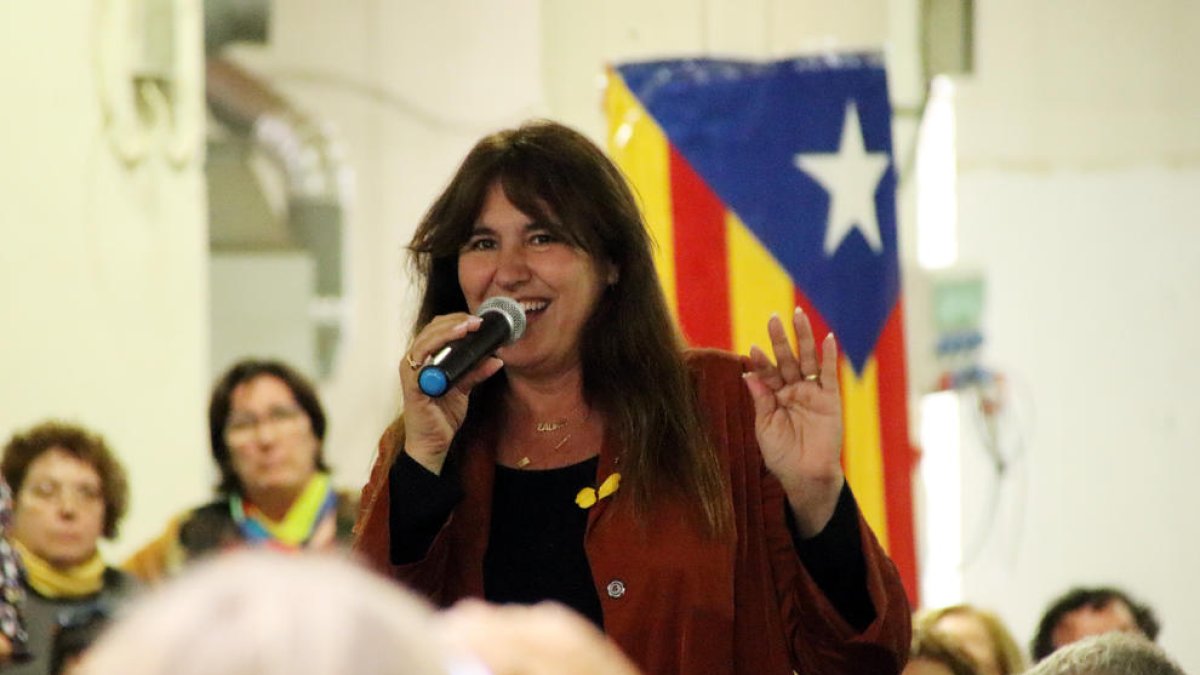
xmin=803 ymin=373 xmax=819 ymax=382
xmin=405 ymin=353 xmax=422 ymax=371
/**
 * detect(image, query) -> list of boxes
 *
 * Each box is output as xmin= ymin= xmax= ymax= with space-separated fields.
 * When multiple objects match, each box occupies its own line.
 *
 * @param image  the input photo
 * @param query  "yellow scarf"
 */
xmin=13 ymin=538 xmax=105 ymax=598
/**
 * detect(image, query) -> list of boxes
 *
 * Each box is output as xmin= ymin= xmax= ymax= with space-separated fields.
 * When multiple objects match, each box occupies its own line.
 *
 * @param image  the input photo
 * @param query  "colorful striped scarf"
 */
xmin=230 ymin=473 xmax=337 ymax=550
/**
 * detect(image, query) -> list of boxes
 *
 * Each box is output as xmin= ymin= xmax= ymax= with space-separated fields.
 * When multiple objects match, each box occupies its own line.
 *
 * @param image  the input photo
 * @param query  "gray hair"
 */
xmin=1025 ymin=632 xmax=1185 ymax=675
xmin=78 ymin=551 xmax=450 ymax=675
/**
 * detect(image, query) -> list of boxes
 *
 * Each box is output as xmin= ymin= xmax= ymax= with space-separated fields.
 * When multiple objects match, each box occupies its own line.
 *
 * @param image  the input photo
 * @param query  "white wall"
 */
xmin=0 ymin=1 xmax=212 ymax=557
xmin=953 ymin=2 xmax=1200 ymax=667
xmin=956 ymin=167 xmax=1200 ymax=667
xmin=957 ymin=0 xmax=1200 ymax=167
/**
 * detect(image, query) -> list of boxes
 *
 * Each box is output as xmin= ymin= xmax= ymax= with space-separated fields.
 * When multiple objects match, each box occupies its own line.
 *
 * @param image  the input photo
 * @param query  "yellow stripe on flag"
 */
xmin=726 ymin=212 xmax=796 ymax=355
xmin=604 ymin=70 xmax=677 ymax=319
xmin=841 ymin=356 xmax=889 ymax=550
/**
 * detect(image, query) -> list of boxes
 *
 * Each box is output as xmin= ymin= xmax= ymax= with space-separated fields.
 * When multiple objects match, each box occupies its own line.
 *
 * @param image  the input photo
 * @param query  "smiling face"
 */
xmin=12 ymin=447 xmax=106 ymax=569
xmin=224 ymin=374 xmax=320 ymax=501
xmin=457 ymin=181 xmax=615 ymax=379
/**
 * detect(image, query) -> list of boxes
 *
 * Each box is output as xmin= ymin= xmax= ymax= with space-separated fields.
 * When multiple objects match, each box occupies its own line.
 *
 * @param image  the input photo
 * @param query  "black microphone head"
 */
xmin=478 ymin=296 xmax=526 ymax=343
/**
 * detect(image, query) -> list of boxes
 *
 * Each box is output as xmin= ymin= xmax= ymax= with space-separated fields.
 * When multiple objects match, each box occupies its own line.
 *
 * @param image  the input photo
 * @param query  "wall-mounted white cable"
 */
xmin=164 ymin=0 xmax=203 ymax=167
xmin=95 ymin=0 xmax=151 ymax=165
xmin=94 ymin=0 xmax=203 ymax=168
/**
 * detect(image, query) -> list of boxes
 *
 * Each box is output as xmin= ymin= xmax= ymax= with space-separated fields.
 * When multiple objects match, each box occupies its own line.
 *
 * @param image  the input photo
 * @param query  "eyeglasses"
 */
xmin=224 ymin=406 xmax=308 ymax=445
xmin=24 ymin=481 xmax=104 ymax=509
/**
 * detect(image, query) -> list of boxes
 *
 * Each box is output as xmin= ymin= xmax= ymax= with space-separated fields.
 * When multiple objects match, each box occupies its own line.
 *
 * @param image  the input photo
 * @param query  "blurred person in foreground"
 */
xmin=915 ymin=604 xmax=1025 ymax=675
xmin=354 ymin=119 xmax=911 ymax=674
xmin=124 ymin=359 xmax=358 ymax=581
xmin=77 ymin=550 xmax=639 ymax=675
xmin=439 ymin=599 xmax=640 ymax=675
xmin=903 ymin=627 xmax=980 ymax=675
xmin=1031 ymin=586 xmax=1160 ymax=663
xmin=1 ymin=421 xmax=137 ymax=675
xmin=1024 ymin=632 xmax=1184 ymax=675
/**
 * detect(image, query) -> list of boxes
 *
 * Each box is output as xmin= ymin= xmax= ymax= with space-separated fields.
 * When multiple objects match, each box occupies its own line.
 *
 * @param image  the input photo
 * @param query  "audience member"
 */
xmin=78 ymin=550 xmax=641 ymax=675
xmin=78 ymin=551 xmax=448 ymax=675
xmin=916 ymin=604 xmax=1025 ymax=675
xmin=1024 ymin=632 xmax=1184 ymax=675
xmin=439 ymin=599 xmax=640 ymax=675
xmin=1031 ymin=586 xmax=1159 ymax=662
xmin=1 ymin=475 xmax=30 ymax=665
xmin=124 ymin=359 xmax=358 ymax=581
xmin=903 ymin=626 xmax=980 ymax=675
xmin=1 ymin=421 xmax=137 ymax=675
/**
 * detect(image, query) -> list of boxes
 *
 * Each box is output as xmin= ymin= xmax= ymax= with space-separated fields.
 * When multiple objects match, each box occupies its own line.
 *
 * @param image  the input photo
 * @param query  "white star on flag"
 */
xmin=793 ymin=101 xmax=890 ymax=256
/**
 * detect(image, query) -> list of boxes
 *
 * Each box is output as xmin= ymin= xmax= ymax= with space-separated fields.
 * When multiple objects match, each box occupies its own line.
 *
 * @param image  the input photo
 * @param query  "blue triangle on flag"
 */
xmin=616 ymin=55 xmax=900 ymax=374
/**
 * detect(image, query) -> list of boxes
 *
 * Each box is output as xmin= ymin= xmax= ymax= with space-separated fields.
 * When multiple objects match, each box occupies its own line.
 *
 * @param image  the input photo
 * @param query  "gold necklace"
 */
xmin=533 ymin=401 xmax=586 ymax=434
xmin=516 ymin=428 xmax=575 ymax=468
xmin=516 ymin=407 xmax=589 ymax=468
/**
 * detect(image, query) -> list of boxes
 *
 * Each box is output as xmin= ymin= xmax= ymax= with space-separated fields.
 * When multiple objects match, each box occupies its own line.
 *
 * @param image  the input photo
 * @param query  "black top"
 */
xmin=483 ymin=458 xmax=604 ymax=627
xmin=389 ymin=452 xmax=873 ymax=631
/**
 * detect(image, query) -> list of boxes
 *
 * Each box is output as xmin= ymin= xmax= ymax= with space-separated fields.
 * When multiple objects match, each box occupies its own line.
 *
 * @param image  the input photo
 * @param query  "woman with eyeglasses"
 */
xmin=1 ymin=420 xmax=137 ymax=675
xmin=124 ymin=359 xmax=358 ymax=582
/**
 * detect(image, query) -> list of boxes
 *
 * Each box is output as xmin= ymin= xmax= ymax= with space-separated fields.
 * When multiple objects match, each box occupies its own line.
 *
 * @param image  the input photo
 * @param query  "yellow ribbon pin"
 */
xmin=575 ymin=472 xmax=621 ymax=509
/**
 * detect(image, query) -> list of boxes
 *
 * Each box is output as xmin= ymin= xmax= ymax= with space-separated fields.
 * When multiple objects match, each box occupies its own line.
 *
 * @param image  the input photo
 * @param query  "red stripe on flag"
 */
xmin=799 ymin=288 xmax=918 ymax=603
xmin=876 ymin=302 xmax=919 ymax=604
xmin=668 ymin=147 xmax=731 ymax=349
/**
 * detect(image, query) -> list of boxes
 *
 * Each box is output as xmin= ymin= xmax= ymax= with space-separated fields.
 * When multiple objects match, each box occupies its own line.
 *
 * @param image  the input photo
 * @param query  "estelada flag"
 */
xmin=605 ymin=55 xmax=917 ymax=602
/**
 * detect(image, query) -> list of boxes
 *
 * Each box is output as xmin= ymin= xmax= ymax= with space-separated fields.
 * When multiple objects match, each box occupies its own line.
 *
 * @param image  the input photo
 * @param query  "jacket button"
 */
xmin=605 ymin=579 xmax=626 ymax=599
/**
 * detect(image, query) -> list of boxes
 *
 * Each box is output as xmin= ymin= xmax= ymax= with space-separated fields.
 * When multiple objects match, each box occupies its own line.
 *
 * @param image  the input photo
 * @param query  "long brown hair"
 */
xmin=408 ymin=119 xmax=728 ymax=534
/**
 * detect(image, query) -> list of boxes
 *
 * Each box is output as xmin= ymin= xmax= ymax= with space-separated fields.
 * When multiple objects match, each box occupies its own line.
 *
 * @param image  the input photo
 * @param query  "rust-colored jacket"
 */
xmin=354 ymin=350 xmax=910 ymax=674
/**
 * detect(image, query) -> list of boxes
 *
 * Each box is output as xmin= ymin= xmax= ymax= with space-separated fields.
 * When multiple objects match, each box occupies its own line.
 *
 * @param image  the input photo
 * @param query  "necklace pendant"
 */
xmin=517 ymin=456 xmax=532 ymax=468
xmin=536 ymin=420 xmax=567 ymax=433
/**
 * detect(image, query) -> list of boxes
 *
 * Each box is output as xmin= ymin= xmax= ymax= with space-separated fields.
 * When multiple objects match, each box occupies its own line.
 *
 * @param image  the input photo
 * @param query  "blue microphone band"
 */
xmin=417 ymin=367 xmax=450 ymax=397
xmin=416 ymin=296 xmax=526 ymax=398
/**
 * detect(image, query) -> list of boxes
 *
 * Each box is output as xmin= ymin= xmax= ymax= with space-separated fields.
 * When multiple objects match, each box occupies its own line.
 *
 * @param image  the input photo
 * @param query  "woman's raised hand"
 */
xmin=743 ymin=308 xmax=845 ymax=537
xmin=400 ymin=313 xmax=505 ymax=475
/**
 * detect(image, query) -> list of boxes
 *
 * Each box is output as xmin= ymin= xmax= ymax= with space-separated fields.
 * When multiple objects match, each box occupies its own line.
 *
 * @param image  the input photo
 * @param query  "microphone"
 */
xmin=417 ymin=296 xmax=527 ymax=397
